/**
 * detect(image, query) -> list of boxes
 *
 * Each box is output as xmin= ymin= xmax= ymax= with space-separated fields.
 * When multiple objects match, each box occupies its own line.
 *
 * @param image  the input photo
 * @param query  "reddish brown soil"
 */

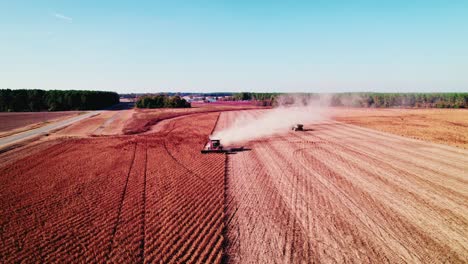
xmin=123 ymin=104 xmax=262 ymax=135
xmin=54 ymin=111 xmax=119 ymax=137
xmin=2 ymin=106 xmax=467 ymax=263
xmin=0 ymin=112 xmax=81 ymax=136
xmin=219 ymin=110 xmax=468 ymax=263
xmin=0 ymin=112 xmax=225 ymax=263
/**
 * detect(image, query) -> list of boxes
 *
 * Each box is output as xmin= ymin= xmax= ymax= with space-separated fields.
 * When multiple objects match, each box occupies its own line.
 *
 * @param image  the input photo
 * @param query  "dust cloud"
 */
xmin=212 ymin=95 xmax=331 ymax=146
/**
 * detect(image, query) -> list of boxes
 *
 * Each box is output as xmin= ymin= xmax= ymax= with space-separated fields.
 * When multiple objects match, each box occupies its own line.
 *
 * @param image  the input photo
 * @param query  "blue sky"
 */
xmin=1 ymin=0 xmax=467 ymax=93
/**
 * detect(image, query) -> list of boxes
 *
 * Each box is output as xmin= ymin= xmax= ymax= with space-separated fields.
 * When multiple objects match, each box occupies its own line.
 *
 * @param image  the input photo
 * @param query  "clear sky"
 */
xmin=1 ymin=0 xmax=467 ymax=93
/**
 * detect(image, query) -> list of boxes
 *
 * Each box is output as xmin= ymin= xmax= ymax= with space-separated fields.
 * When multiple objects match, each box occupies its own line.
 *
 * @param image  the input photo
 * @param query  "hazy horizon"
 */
xmin=1 ymin=1 xmax=467 ymax=93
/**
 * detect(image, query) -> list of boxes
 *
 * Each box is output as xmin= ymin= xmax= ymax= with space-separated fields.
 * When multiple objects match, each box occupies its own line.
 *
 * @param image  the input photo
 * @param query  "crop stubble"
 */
xmin=220 ymin=110 xmax=468 ymax=263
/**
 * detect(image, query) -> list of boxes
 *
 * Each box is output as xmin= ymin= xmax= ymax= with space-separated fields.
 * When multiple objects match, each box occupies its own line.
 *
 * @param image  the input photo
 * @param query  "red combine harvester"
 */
xmin=201 ymin=139 xmax=244 ymax=154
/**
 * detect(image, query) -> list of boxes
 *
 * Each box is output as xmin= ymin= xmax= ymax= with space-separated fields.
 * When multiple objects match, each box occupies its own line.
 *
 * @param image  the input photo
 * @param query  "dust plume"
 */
xmin=212 ymin=94 xmax=331 ymax=146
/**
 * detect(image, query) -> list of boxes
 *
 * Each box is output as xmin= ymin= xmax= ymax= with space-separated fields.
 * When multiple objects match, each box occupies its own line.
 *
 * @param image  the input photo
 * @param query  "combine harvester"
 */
xmin=292 ymin=124 xmax=304 ymax=131
xmin=201 ymin=139 xmax=245 ymax=154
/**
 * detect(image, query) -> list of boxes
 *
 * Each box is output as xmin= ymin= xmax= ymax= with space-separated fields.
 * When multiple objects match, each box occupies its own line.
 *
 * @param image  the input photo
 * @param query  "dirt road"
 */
xmin=219 ymin=110 xmax=468 ymax=263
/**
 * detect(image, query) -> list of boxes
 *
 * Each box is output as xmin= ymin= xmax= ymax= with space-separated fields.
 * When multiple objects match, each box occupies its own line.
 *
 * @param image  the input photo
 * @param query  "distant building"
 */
xmin=205 ymin=97 xmax=217 ymax=103
xmin=182 ymin=96 xmax=192 ymax=102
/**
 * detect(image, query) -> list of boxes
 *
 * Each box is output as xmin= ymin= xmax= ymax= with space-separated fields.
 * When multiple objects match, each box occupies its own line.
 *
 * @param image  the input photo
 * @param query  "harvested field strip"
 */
xmin=311 ymin=123 xmax=468 ymax=191
xmin=290 ymin=130 xmax=468 ymax=210
xmin=291 ymin=146 xmax=461 ymax=261
xmin=324 ymin=121 xmax=468 ymax=169
xmin=327 ymin=120 xmax=468 ymax=161
xmin=220 ymin=110 xmax=468 ymax=263
xmin=292 ymin=126 xmax=468 ymax=258
xmin=258 ymin=141 xmax=402 ymax=262
xmin=308 ymin=124 xmax=465 ymax=184
xmin=331 ymin=108 xmax=468 ymax=149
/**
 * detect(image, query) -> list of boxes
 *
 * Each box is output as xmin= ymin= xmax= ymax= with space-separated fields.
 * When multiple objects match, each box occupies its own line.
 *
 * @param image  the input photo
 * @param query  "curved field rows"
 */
xmin=220 ymin=110 xmax=468 ymax=263
xmin=0 ymin=111 xmax=225 ymax=263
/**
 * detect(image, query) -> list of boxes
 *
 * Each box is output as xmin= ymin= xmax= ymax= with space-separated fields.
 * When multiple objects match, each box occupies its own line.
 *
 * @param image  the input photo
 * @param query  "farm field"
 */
xmin=218 ymin=110 xmax=468 ymax=263
xmin=0 ymin=106 xmax=467 ymax=263
xmin=0 ymin=111 xmax=226 ymax=263
xmin=331 ymin=108 xmax=468 ymax=149
xmin=0 ymin=111 xmax=82 ymax=137
xmin=124 ymin=103 xmax=261 ymax=135
xmin=54 ymin=110 xmax=134 ymax=137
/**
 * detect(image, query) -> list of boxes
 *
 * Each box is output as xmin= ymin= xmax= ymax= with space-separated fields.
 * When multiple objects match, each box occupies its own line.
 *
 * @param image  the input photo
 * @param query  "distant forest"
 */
xmin=0 ymin=89 xmax=119 ymax=112
xmin=2 ymin=89 xmax=466 ymax=111
xmin=136 ymin=95 xmax=191 ymax=109
xmin=233 ymin=92 xmax=468 ymax=108
xmin=120 ymin=92 xmax=233 ymax=98
xmin=329 ymin=93 xmax=467 ymax=108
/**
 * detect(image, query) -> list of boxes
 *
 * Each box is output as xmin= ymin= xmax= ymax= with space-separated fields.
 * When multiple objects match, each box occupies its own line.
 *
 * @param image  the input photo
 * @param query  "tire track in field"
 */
xmin=105 ymin=142 xmax=138 ymax=261
xmin=140 ymin=139 xmax=148 ymax=263
xmin=92 ymin=111 xmax=122 ymax=135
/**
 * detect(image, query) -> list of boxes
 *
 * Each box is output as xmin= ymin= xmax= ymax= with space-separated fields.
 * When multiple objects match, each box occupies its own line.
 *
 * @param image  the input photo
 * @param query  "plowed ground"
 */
xmin=220 ymin=110 xmax=468 ymax=263
xmin=0 ymin=112 xmax=225 ymax=263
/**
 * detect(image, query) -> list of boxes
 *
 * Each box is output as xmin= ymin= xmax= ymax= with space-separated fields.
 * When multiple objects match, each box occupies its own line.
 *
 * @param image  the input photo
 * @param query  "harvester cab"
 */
xmin=292 ymin=124 xmax=304 ymax=131
xmin=208 ymin=139 xmax=222 ymax=150
xmin=201 ymin=139 xmax=224 ymax=153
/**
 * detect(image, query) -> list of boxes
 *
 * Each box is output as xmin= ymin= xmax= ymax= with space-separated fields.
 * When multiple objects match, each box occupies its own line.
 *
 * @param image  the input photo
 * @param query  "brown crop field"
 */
xmin=0 ymin=111 xmax=226 ymax=263
xmin=219 ymin=110 xmax=468 ymax=263
xmin=123 ymin=103 xmax=261 ymax=135
xmin=331 ymin=108 xmax=468 ymax=149
xmin=1 ymin=106 xmax=467 ymax=263
xmin=55 ymin=110 xmax=135 ymax=137
xmin=0 ymin=111 xmax=82 ymax=137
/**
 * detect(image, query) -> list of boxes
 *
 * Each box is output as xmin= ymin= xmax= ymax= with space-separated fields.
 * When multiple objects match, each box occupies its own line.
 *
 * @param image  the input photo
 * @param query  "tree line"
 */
xmin=330 ymin=93 xmax=467 ymax=108
xmin=232 ymin=92 xmax=468 ymax=108
xmin=136 ymin=95 xmax=191 ymax=109
xmin=0 ymin=89 xmax=120 ymax=112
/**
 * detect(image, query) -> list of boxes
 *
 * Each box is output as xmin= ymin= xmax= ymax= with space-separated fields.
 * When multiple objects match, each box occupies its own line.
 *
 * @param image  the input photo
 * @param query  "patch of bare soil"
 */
xmin=330 ymin=108 xmax=468 ymax=149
